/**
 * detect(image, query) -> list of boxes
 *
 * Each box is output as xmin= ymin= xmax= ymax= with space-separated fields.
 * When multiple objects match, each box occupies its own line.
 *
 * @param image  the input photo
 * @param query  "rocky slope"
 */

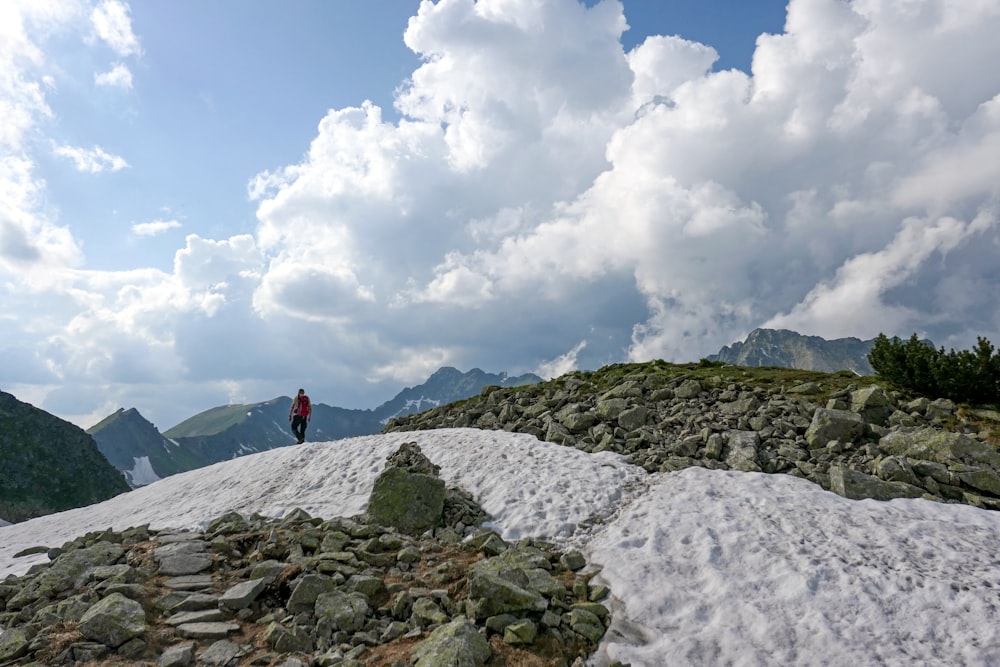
xmin=385 ymin=361 xmax=1000 ymax=511
xmin=0 ymin=444 xmax=610 ymax=667
xmin=0 ymin=391 xmax=131 ymax=523
xmin=708 ymin=328 xmax=878 ymax=374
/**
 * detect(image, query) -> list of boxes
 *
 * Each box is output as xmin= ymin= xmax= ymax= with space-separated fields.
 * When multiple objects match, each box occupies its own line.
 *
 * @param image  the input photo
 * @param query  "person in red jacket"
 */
xmin=288 ymin=388 xmax=312 ymax=444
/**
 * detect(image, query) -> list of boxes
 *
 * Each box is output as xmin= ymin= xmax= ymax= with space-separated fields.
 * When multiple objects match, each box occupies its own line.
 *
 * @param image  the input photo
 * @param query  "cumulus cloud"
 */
xmin=6 ymin=0 xmax=1000 ymax=429
xmin=94 ymin=62 xmax=132 ymax=89
xmin=90 ymin=0 xmax=140 ymax=57
xmin=53 ymin=144 xmax=129 ymax=172
xmin=535 ymin=341 xmax=588 ymax=380
xmin=132 ymin=219 xmax=180 ymax=237
xmin=238 ymin=0 xmax=1000 ymax=388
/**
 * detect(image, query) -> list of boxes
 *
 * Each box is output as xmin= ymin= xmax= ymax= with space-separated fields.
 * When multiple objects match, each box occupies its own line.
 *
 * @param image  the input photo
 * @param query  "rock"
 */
xmin=0 ymin=627 xmax=29 ymax=662
xmin=504 ymin=618 xmax=538 ymax=644
xmin=218 ymin=577 xmax=267 ymax=610
xmin=78 ymin=592 xmax=146 ymax=648
xmin=315 ymin=590 xmax=369 ymax=633
xmin=788 ymin=382 xmax=823 ymax=394
xmin=412 ymin=618 xmax=492 ymax=667
xmin=287 ymin=573 xmax=338 ymax=614
xmin=725 ymin=431 xmax=762 ymax=472
xmin=367 ymin=466 xmax=446 ymax=535
xmin=674 ymin=379 xmax=703 ymax=399
xmin=197 ymin=639 xmax=246 ymax=666
xmin=618 ymin=405 xmax=650 ymax=431
xmin=879 ymin=428 xmax=1000 ymax=469
xmin=467 ymin=570 xmax=548 ymax=619
xmin=7 ymin=542 xmax=125 ymax=609
xmin=158 ymin=641 xmax=196 ymax=667
xmin=829 ymin=465 xmax=925 ymax=501
xmin=175 ymin=621 xmax=240 ymax=640
xmin=805 ymin=408 xmax=866 ymax=448
xmin=850 ymin=386 xmax=895 ymax=425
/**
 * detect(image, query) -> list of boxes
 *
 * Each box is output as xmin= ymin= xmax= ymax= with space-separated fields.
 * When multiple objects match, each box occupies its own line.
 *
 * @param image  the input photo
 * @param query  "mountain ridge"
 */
xmin=707 ymin=328 xmax=878 ymax=374
xmin=88 ymin=366 xmax=542 ymax=485
xmin=0 ymin=390 xmax=130 ymax=523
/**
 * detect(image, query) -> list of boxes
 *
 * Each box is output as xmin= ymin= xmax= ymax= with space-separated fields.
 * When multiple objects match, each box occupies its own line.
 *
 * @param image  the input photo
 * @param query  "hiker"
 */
xmin=288 ymin=388 xmax=312 ymax=444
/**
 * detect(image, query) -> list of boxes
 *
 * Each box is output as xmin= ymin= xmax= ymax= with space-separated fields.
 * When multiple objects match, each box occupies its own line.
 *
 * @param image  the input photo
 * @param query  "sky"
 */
xmin=3 ymin=429 xmax=1000 ymax=666
xmin=2 ymin=0 xmax=1000 ymax=432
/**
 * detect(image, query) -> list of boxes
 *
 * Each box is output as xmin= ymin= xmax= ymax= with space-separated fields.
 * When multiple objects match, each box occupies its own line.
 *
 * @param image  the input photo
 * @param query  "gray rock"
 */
xmin=618 ymin=405 xmax=650 ymax=431
xmin=78 ymin=592 xmax=146 ymax=648
xmin=219 ymin=577 xmax=267 ymax=610
xmin=158 ymin=641 xmax=196 ymax=667
xmin=367 ymin=466 xmax=446 ymax=535
xmin=0 ymin=627 xmax=29 ymax=662
xmin=175 ymin=621 xmax=240 ymax=640
xmin=851 ymin=386 xmax=894 ymax=425
xmin=880 ymin=428 xmax=1000 ymax=469
xmin=288 ymin=573 xmax=338 ymax=614
xmin=805 ymin=408 xmax=866 ymax=448
xmin=164 ymin=609 xmax=226 ymax=625
xmin=315 ymin=590 xmax=369 ymax=633
xmin=412 ymin=618 xmax=492 ymax=667
xmin=674 ymin=379 xmax=703 ymax=399
xmin=197 ymin=639 xmax=246 ymax=666
xmin=725 ymin=431 xmax=762 ymax=472
xmin=829 ymin=465 xmax=925 ymax=501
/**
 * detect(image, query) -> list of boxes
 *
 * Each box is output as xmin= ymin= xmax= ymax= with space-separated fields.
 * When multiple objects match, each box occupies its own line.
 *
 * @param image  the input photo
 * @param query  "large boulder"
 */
xmin=367 ymin=442 xmax=446 ymax=535
xmin=805 ymin=408 xmax=866 ymax=448
xmin=850 ymin=386 xmax=895 ymax=426
xmin=412 ymin=618 xmax=491 ymax=667
xmin=829 ymin=465 xmax=925 ymax=502
xmin=724 ymin=431 xmax=762 ymax=472
xmin=879 ymin=429 xmax=1000 ymax=469
xmin=78 ymin=592 xmax=146 ymax=648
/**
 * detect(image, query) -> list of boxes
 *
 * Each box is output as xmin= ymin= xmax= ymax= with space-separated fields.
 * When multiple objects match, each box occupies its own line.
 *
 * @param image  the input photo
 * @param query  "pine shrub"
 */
xmin=868 ymin=333 xmax=1000 ymax=404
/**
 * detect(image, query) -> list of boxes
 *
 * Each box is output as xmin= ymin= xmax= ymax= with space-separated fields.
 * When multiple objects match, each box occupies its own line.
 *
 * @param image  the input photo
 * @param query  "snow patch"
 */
xmin=128 ymin=456 xmax=162 ymax=487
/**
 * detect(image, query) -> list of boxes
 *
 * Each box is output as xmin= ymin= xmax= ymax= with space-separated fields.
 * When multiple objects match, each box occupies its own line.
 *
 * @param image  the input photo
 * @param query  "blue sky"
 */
xmin=3 ymin=0 xmax=1000 ymax=430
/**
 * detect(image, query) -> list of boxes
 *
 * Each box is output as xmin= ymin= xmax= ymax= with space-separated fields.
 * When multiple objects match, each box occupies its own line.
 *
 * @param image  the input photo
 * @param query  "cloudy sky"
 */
xmin=3 ymin=0 xmax=999 ymax=431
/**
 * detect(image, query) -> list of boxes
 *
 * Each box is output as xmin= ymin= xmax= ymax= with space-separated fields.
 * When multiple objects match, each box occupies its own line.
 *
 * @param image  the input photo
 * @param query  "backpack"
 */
xmin=295 ymin=395 xmax=311 ymax=416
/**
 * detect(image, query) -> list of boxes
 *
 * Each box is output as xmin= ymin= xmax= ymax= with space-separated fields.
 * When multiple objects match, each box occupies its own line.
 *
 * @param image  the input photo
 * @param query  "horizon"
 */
xmin=3 ymin=0 xmax=1000 ymax=431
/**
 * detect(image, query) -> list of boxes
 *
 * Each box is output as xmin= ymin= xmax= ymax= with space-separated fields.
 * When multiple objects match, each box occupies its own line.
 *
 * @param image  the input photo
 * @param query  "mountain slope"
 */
xmin=708 ymin=328 xmax=877 ymax=374
xmin=371 ymin=366 xmax=543 ymax=424
xmin=90 ymin=367 xmax=542 ymax=483
xmin=88 ymin=408 xmax=209 ymax=486
xmin=162 ymin=397 xmax=380 ymax=464
xmin=0 ymin=390 xmax=130 ymax=522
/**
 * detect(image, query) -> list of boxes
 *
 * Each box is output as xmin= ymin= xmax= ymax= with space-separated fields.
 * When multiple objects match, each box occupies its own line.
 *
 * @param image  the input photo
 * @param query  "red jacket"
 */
xmin=290 ymin=394 xmax=311 ymax=418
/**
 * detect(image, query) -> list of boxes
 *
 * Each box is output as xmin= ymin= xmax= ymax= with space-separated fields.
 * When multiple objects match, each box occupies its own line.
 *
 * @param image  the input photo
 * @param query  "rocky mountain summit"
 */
xmin=0 ymin=444 xmax=610 ymax=666
xmin=707 ymin=328 xmax=878 ymax=374
xmin=385 ymin=361 xmax=1000 ymax=511
xmin=0 ymin=391 xmax=130 ymax=523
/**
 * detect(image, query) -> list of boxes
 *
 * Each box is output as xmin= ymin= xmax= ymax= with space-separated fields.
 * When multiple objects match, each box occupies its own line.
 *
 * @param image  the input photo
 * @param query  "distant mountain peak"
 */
xmin=709 ymin=328 xmax=877 ymax=374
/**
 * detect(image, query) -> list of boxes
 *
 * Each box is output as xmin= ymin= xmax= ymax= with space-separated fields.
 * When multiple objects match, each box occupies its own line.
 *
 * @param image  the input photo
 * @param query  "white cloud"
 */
xmin=6 ymin=0 xmax=1000 ymax=428
xmin=368 ymin=347 xmax=453 ymax=385
xmin=90 ymin=0 xmax=140 ymax=57
xmin=132 ymin=219 xmax=181 ymax=237
xmin=53 ymin=144 xmax=129 ymax=173
xmin=535 ymin=340 xmax=587 ymax=380
xmin=94 ymin=62 xmax=132 ymax=89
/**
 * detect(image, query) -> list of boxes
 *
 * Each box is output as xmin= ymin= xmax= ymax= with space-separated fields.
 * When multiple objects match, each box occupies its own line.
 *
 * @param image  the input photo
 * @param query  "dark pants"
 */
xmin=291 ymin=416 xmax=308 ymax=443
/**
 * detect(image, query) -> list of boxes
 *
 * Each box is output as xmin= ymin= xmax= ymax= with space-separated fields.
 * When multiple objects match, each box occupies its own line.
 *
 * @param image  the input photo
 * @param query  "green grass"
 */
xmin=163 ymin=404 xmax=254 ymax=438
